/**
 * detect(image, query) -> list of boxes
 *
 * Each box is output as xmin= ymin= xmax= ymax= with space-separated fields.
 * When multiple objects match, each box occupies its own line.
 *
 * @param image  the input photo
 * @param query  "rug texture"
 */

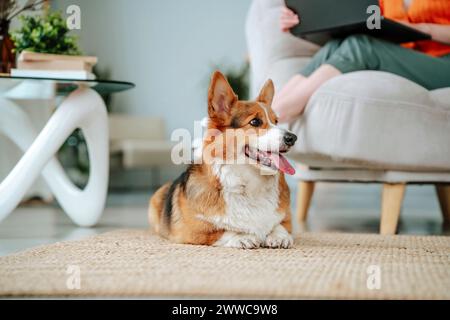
xmin=0 ymin=229 xmax=449 ymax=299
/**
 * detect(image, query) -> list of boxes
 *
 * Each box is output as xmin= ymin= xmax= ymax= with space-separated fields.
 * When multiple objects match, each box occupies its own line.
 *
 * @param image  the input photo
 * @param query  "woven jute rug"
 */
xmin=0 ymin=229 xmax=449 ymax=299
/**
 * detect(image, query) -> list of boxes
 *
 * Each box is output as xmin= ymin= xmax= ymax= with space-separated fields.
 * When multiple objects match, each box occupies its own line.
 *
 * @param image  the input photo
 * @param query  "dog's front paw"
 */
xmin=264 ymin=225 xmax=294 ymax=249
xmin=214 ymin=232 xmax=261 ymax=249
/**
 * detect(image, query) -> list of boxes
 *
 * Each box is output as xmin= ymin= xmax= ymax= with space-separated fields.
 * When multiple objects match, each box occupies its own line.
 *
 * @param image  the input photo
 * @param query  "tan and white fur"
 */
xmin=149 ymin=71 xmax=297 ymax=249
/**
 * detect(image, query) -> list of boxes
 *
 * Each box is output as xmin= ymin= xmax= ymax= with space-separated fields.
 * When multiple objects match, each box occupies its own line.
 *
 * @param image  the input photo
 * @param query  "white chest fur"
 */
xmin=199 ymin=164 xmax=283 ymax=238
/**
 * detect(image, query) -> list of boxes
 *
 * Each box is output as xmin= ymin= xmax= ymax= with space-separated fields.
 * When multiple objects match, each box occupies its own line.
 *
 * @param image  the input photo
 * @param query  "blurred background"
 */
xmin=54 ymin=0 xmax=251 ymax=133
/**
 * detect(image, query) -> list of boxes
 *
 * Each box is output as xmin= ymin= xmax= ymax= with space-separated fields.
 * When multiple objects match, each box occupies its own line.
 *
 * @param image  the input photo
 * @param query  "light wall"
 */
xmin=54 ymin=0 xmax=252 ymax=136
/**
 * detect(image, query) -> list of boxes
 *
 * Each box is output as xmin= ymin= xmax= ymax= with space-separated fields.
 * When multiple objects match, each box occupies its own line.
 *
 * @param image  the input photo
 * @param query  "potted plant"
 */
xmin=10 ymin=11 xmax=80 ymax=55
xmin=0 ymin=0 xmax=47 ymax=73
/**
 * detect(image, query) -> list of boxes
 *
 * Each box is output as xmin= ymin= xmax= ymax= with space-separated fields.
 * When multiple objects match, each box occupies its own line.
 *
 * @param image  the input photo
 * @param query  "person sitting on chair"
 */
xmin=273 ymin=0 xmax=450 ymax=123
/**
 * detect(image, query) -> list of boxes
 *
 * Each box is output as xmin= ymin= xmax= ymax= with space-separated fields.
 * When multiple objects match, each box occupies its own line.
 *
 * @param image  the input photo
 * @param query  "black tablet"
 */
xmin=285 ymin=0 xmax=431 ymax=45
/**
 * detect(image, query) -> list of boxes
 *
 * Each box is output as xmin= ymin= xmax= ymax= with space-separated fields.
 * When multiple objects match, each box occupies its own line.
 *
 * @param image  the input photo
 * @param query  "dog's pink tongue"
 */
xmin=269 ymin=153 xmax=296 ymax=175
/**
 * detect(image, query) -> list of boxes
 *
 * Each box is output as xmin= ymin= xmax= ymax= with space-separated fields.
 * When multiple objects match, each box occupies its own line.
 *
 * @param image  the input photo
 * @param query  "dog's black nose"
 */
xmin=283 ymin=132 xmax=297 ymax=147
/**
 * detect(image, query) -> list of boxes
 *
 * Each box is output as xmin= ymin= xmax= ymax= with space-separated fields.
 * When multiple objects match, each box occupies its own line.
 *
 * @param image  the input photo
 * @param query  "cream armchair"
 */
xmin=246 ymin=0 xmax=450 ymax=234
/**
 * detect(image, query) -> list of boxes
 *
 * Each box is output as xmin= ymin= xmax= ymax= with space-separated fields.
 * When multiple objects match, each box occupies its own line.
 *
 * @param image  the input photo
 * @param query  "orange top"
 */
xmin=379 ymin=0 xmax=450 ymax=56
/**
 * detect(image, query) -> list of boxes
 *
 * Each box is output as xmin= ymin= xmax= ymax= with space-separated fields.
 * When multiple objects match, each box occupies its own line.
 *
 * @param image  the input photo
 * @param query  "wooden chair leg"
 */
xmin=435 ymin=185 xmax=450 ymax=224
xmin=296 ymin=181 xmax=315 ymax=223
xmin=380 ymin=183 xmax=406 ymax=235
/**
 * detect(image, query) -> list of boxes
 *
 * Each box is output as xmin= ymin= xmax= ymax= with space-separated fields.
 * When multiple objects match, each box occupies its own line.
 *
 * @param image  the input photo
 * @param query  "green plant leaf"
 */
xmin=10 ymin=10 xmax=81 ymax=55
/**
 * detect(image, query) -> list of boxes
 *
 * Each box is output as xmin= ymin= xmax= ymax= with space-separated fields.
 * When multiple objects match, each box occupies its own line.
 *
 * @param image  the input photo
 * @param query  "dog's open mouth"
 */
xmin=244 ymin=145 xmax=295 ymax=175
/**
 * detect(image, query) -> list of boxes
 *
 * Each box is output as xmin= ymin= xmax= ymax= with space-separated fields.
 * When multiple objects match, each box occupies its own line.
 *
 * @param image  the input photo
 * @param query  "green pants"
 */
xmin=300 ymin=34 xmax=450 ymax=90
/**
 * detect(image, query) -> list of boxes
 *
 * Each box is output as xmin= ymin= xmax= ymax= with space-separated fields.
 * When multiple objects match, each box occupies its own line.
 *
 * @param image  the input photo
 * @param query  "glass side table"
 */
xmin=0 ymin=76 xmax=135 ymax=226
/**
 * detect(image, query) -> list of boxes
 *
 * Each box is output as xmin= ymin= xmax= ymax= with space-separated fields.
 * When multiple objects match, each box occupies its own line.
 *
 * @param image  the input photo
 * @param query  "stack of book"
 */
xmin=11 ymin=51 xmax=98 ymax=80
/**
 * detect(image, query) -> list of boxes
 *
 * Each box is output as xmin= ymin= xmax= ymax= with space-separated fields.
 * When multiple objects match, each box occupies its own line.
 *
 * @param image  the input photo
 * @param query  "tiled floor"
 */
xmin=0 ymin=177 xmax=447 ymax=256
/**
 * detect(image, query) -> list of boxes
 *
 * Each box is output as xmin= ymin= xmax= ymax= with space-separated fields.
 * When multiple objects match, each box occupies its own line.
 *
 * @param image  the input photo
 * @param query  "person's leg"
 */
xmin=324 ymin=34 xmax=450 ymax=90
xmin=276 ymin=74 xmax=306 ymax=98
xmin=299 ymin=39 xmax=343 ymax=77
xmin=272 ymin=74 xmax=305 ymax=114
xmin=274 ymin=34 xmax=450 ymax=122
xmin=274 ymin=65 xmax=341 ymax=122
xmin=273 ymin=39 xmax=342 ymax=120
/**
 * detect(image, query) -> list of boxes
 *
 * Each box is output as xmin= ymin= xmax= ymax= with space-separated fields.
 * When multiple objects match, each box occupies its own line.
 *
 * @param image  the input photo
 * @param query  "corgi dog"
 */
xmin=148 ymin=71 xmax=297 ymax=249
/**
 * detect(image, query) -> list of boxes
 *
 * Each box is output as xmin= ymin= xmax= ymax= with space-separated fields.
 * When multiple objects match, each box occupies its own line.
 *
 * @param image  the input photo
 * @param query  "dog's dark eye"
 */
xmin=275 ymin=119 xmax=279 ymax=125
xmin=249 ymin=118 xmax=262 ymax=127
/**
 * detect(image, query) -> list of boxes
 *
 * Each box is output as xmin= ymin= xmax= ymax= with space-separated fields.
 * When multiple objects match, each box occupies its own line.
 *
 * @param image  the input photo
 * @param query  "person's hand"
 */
xmin=280 ymin=6 xmax=300 ymax=32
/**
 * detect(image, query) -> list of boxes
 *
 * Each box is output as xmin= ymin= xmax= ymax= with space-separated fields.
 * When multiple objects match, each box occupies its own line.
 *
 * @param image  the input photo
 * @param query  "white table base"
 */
xmin=0 ymin=86 xmax=109 ymax=227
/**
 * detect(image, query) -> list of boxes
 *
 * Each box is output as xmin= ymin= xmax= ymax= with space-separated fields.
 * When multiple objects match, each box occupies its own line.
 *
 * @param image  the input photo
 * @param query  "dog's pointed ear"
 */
xmin=208 ymin=71 xmax=237 ymax=120
xmin=257 ymin=79 xmax=274 ymax=106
